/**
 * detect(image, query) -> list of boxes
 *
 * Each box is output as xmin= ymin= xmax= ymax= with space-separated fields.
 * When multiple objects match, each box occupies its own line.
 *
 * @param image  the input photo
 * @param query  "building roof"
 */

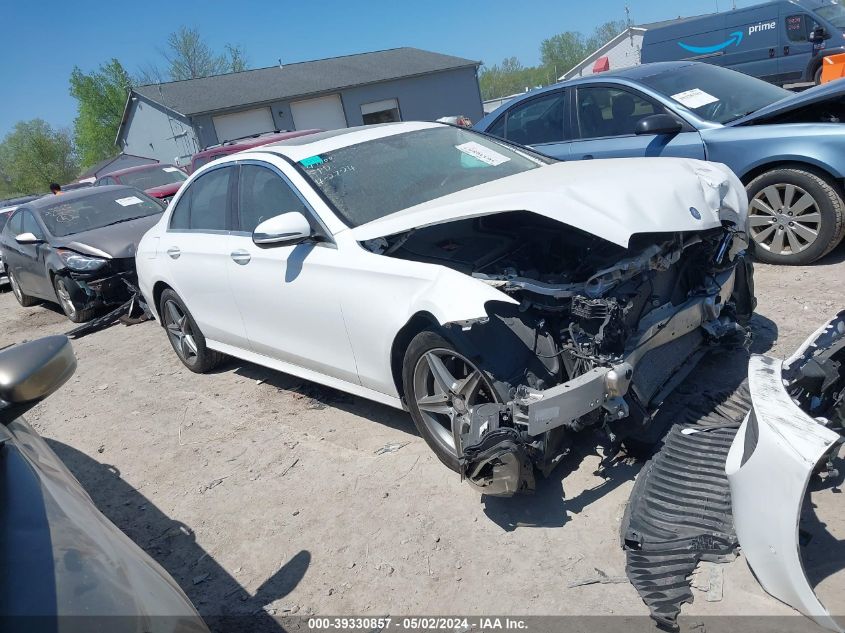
xmin=77 ymin=153 xmax=158 ymax=180
xmin=132 ymin=47 xmax=480 ymax=117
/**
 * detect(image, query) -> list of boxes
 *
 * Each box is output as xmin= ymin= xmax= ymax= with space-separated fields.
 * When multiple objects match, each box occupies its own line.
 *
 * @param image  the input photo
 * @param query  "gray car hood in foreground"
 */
xmin=52 ymin=214 xmax=162 ymax=259
xmin=348 ymin=158 xmax=747 ymax=247
xmin=729 ymin=80 xmax=845 ymax=126
xmin=1 ymin=417 xmax=207 ymax=630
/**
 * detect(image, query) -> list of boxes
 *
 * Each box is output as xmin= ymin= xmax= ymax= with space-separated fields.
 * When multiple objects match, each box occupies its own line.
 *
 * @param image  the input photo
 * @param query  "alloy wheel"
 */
xmin=55 ymin=279 xmax=77 ymax=319
xmin=163 ymin=299 xmax=198 ymax=363
xmin=412 ymin=348 xmax=498 ymax=456
xmin=749 ymin=184 xmax=821 ymax=256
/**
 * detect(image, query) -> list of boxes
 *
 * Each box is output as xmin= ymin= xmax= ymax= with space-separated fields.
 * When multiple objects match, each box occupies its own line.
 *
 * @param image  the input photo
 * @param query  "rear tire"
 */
xmin=746 ymin=168 xmax=845 ymax=265
xmin=53 ymin=275 xmax=96 ymax=323
xmin=159 ymin=289 xmax=224 ymax=373
xmin=9 ymin=269 xmax=37 ymax=307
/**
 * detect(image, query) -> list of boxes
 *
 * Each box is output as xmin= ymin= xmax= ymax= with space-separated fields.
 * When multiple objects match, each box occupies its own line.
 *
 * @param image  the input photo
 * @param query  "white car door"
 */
xmin=163 ymin=165 xmax=249 ymax=348
xmin=225 ymin=161 xmax=359 ymax=384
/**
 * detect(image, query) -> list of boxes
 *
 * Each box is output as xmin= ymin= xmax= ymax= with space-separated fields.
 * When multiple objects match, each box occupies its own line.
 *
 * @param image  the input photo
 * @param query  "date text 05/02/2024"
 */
xmin=307 ymin=617 xmax=529 ymax=630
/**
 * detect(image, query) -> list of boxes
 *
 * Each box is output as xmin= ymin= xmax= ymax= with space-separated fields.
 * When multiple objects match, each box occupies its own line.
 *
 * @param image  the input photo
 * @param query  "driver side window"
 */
xmin=22 ymin=211 xmax=44 ymax=239
xmin=237 ymin=164 xmax=310 ymax=234
xmin=786 ymin=14 xmax=810 ymax=42
xmin=7 ymin=211 xmax=24 ymax=236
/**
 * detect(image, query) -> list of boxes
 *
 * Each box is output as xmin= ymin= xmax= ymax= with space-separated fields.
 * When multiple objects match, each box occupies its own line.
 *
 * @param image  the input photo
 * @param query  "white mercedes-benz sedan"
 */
xmin=137 ymin=121 xmax=755 ymax=495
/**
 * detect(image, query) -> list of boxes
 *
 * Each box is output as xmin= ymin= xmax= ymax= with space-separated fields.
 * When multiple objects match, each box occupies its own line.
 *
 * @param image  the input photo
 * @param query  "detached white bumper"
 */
xmin=727 ymin=353 xmax=842 ymax=630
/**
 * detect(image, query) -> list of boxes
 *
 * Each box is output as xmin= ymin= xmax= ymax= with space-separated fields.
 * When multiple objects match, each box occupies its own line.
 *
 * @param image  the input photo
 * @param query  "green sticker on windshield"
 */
xmin=300 ymin=155 xmax=324 ymax=168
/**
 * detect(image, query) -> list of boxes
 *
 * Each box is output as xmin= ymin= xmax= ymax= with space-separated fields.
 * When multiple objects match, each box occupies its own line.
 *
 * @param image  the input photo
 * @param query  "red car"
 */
xmin=94 ymin=164 xmax=187 ymax=205
xmin=188 ymin=129 xmax=322 ymax=174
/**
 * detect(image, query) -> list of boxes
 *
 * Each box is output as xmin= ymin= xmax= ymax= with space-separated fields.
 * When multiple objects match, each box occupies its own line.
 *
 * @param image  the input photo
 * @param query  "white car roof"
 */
xmin=256 ymin=121 xmax=442 ymax=162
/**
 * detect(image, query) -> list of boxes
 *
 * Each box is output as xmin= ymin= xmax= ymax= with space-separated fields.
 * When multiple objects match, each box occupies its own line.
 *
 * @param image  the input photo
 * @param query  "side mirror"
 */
xmin=0 ymin=336 xmax=76 ymax=425
xmin=810 ymin=26 xmax=829 ymax=42
xmin=635 ymin=114 xmax=683 ymax=136
xmin=16 ymin=232 xmax=43 ymax=245
xmin=253 ymin=212 xmax=314 ymax=246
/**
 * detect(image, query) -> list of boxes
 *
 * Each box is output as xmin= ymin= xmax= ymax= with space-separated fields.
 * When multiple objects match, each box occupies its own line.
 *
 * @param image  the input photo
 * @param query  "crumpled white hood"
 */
xmin=349 ymin=157 xmax=747 ymax=247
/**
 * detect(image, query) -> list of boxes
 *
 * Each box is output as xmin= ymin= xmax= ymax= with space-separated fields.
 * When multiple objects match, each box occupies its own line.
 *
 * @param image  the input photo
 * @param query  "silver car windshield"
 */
xmin=638 ymin=64 xmax=792 ymax=124
xmin=297 ymin=127 xmax=549 ymax=228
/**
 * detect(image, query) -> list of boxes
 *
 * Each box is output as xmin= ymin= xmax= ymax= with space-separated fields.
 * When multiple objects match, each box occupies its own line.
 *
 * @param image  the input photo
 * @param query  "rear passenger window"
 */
xmin=238 ymin=164 xmax=310 ymax=233
xmin=503 ymin=91 xmax=567 ymax=145
xmin=169 ymin=167 xmax=232 ymax=231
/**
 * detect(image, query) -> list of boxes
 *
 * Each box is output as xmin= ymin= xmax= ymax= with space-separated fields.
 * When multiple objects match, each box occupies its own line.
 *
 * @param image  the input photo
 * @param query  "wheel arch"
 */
xmin=152 ymin=281 xmax=174 ymax=324
xmin=389 ymin=311 xmax=440 ymax=402
xmin=739 ymin=160 xmax=843 ymax=189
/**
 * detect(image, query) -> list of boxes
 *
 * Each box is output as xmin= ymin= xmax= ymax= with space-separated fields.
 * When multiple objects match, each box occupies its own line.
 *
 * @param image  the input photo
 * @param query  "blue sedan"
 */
xmin=475 ymin=61 xmax=845 ymax=265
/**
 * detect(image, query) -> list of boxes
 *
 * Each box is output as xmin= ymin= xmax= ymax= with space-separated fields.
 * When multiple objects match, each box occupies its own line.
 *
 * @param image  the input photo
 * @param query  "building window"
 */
xmin=361 ymin=98 xmax=401 ymax=125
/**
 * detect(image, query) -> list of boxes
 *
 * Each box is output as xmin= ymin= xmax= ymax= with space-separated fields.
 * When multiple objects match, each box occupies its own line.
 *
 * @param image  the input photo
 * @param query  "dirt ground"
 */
xmin=2 ymin=243 xmax=844 ymax=631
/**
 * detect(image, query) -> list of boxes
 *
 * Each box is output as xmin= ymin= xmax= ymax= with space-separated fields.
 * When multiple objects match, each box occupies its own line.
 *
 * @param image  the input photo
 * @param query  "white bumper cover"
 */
xmin=727 ymin=344 xmax=843 ymax=629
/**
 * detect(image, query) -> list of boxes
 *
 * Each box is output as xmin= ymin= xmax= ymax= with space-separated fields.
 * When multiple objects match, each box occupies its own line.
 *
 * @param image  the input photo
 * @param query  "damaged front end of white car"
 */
xmin=727 ymin=311 xmax=845 ymax=630
xmin=362 ymin=158 xmax=757 ymax=496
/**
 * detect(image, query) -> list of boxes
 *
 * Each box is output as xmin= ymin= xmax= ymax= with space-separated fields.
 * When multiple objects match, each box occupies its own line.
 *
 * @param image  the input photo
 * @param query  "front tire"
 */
xmin=53 ymin=275 xmax=96 ymax=323
xmin=9 ymin=269 xmax=37 ymax=307
xmin=402 ymin=330 xmax=502 ymax=471
xmin=159 ymin=289 xmax=224 ymax=373
xmin=746 ymin=168 xmax=845 ymax=265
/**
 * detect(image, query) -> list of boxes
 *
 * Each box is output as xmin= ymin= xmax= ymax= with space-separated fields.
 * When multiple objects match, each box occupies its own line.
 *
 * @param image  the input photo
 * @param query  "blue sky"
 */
xmin=1 ymin=0 xmax=755 ymax=138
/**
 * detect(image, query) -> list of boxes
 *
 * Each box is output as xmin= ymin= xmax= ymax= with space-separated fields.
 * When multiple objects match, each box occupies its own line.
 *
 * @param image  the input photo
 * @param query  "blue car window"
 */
xmin=503 ymin=91 xmax=567 ymax=146
xmin=575 ymin=86 xmax=659 ymax=139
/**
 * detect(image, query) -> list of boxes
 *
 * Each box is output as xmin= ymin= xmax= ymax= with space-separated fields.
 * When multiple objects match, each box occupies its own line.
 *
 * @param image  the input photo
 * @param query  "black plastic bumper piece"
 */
xmin=621 ymin=385 xmax=750 ymax=630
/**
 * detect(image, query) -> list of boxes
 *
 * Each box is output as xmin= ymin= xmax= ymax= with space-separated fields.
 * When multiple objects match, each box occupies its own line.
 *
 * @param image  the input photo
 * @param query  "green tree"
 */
xmin=0 ymin=120 xmax=78 ymax=196
xmin=539 ymin=31 xmax=589 ymax=77
xmin=69 ymin=58 xmax=132 ymax=168
xmin=164 ymin=27 xmax=249 ymax=80
xmin=587 ymin=20 xmax=629 ymax=51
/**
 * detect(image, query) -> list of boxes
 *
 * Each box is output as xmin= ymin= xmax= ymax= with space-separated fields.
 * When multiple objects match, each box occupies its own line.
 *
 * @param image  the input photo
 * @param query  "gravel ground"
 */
xmin=2 ymin=244 xmax=843 ymax=630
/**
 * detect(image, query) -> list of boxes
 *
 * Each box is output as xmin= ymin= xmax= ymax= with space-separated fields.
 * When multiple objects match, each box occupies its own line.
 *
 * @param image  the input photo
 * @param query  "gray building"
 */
xmin=116 ymin=47 xmax=483 ymax=166
xmin=559 ymin=26 xmax=647 ymax=81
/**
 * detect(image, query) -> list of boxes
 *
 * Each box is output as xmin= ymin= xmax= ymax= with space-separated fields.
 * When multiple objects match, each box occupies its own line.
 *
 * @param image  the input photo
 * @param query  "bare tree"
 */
xmin=163 ymin=27 xmax=249 ymax=81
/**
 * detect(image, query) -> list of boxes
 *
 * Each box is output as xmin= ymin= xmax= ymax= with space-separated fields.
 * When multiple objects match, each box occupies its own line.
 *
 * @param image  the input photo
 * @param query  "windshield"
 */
xmin=638 ymin=63 xmax=792 ymax=124
xmin=119 ymin=166 xmax=186 ymax=190
xmin=0 ymin=211 xmax=10 ymax=232
xmin=816 ymin=2 xmax=845 ymax=29
xmin=298 ymin=127 xmax=548 ymax=227
xmin=39 ymin=190 xmax=162 ymax=237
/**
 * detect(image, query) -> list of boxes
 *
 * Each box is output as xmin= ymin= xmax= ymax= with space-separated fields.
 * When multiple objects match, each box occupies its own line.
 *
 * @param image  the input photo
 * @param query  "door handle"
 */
xmin=230 ymin=250 xmax=251 ymax=265
xmin=166 ymin=247 xmax=181 ymax=259
xmin=784 ymin=45 xmax=790 ymax=55
xmin=769 ymin=47 xmax=776 ymax=58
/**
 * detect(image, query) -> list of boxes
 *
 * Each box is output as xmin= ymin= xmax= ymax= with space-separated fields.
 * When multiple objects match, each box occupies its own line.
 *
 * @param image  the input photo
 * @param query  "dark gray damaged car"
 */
xmin=0 ymin=336 xmax=208 ymax=632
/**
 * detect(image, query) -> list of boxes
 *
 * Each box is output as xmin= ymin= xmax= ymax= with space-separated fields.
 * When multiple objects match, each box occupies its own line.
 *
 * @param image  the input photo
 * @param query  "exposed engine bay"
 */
xmin=369 ymin=210 xmax=755 ymax=495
